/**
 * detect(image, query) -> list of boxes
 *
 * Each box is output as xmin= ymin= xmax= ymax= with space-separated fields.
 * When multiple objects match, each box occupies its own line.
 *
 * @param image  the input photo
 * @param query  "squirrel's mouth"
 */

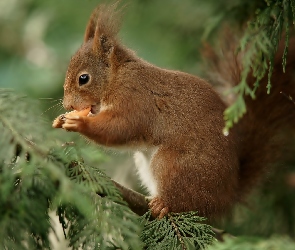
xmin=88 ymin=104 xmax=100 ymax=116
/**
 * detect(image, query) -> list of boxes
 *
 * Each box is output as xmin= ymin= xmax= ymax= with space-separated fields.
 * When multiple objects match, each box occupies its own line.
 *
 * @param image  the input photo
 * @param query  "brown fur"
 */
xmin=55 ymin=4 xmax=295 ymax=219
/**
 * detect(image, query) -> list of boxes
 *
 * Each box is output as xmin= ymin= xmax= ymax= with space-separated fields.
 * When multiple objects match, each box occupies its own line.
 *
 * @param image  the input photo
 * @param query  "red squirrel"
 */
xmin=53 ymin=4 xmax=295 ymax=219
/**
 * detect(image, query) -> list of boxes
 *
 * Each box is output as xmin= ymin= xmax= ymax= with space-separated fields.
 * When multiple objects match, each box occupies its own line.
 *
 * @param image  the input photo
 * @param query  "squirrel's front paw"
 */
xmin=52 ymin=107 xmax=91 ymax=132
xmin=52 ymin=114 xmax=66 ymax=128
xmin=149 ymin=197 xmax=169 ymax=219
xmin=62 ymin=113 xmax=87 ymax=132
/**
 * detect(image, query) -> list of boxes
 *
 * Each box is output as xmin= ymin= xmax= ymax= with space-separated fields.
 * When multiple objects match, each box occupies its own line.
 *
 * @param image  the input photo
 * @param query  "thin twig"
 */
xmin=111 ymin=180 xmax=150 ymax=216
xmin=168 ymin=214 xmax=186 ymax=250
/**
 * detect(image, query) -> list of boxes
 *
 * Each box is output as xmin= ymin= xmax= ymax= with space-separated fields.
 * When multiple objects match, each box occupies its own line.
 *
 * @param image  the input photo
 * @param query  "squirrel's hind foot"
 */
xmin=149 ymin=197 xmax=169 ymax=219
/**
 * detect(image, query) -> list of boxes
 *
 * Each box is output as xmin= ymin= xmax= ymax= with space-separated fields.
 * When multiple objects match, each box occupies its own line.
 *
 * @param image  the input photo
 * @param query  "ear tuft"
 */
xmin=83 ymin=2 xmax=123 ymax=44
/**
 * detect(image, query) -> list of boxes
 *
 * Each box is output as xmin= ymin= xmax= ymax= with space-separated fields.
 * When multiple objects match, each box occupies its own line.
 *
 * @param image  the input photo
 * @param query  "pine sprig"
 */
xmin=140 ymin=211 xmax=215 ymax=250
xmin=0 ymin=89 xmax=143 ymax=249
xmin=224 ymin=0 xmax=295 ymax=130
xmin=51 ymin=145 xmax=143 ymax=249
xmin=0 ymin=89 xmax=58 ymax=249
xmin=49 ymin=145 xmax=124 ymax=205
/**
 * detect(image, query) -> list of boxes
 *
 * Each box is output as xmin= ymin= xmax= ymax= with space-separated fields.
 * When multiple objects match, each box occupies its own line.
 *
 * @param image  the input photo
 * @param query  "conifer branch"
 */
xmin=168 ymin=214 xmax=186 ymax=249
xmin=110 ymin=179 xmax=231 ymax=242
xmin=223 ymin=0 xmax=295 ymax=130
xmin=111 ymin=180 xmax=150 ymax=216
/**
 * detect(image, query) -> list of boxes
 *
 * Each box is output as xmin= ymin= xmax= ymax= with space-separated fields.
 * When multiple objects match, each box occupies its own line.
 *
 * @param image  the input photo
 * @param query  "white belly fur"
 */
xmin=133 ymin=148 xmax=158 ymax=196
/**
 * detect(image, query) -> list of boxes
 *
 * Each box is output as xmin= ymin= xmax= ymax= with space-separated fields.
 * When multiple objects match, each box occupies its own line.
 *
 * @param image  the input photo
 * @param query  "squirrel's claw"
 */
xmin=52 ymin=115 xmax=65 ymax=128
xmin=149 ymin=197 xmax=169 ymax=219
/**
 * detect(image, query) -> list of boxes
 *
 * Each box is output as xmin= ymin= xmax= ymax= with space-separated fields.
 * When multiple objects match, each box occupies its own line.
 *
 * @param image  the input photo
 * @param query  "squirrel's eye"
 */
xmin=79 ymin=74 xmax=90 ymax=86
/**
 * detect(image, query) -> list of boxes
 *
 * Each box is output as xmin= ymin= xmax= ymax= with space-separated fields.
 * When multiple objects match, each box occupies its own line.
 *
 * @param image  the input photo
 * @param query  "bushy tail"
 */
xmin=205 ymin=34 xmax=295 ymax=198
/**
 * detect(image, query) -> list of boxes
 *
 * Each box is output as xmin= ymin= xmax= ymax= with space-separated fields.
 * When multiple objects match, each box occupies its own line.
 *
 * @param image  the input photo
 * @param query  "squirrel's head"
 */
xmin=63 ymin=3 xmax=122 ymax=112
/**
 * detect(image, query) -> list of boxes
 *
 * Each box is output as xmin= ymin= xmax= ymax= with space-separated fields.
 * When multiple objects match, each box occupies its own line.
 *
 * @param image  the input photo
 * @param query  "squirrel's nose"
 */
xmin=63 ymin=100 xmax=74 ymax=111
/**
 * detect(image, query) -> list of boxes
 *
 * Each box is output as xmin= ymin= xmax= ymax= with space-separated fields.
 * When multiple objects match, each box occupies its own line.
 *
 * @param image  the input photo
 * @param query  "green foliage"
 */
xmin=208 ymin=236 xmax=295 ymax=250
xmin=51 ymin=146 xmax=143 ymax=250
xmin=140 ymin=211 xmax=215 ymax=250
xmin=0 ymin=89 xmax=142 ymax=249
xmin=222 ymin=0 xmax=295 ymax=130
xmin=49 ymin=148 xmax=141 ymax=249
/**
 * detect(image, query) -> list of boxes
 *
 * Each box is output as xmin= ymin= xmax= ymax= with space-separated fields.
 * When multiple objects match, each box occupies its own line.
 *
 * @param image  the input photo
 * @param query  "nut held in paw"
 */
xmin=52 ymin=107 xmax=91 ymax=129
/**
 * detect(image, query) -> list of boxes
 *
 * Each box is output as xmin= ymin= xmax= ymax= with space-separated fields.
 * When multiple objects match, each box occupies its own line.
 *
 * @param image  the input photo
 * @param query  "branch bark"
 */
xmin=112 ymin=180 xmax=150 ymax=216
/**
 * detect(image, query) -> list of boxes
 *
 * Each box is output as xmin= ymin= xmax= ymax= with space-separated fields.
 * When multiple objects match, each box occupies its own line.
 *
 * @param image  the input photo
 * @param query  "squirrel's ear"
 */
xmin=84 ymin=3 xmax=121 ymax=55
xmin=94 ymin=34 xmax=114 ymax=55
xmin=84 ymin=8 xmax=99 ymax=42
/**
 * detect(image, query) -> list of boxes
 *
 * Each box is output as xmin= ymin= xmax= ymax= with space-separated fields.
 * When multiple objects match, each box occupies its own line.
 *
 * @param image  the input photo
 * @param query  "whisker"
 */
xmin=56 ymin=106 xmax=64 ymax=113
xmin=41 ymin=101 xmax=64 ymax=116
xmin=39 ymin=98 xmax=63 ymax=103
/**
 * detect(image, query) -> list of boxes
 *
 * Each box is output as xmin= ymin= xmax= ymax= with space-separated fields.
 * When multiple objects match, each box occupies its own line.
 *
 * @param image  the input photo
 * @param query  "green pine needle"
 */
xmin=223 ymin=0 xmax=295 ymax=131
xmin=0 ymin=89 xmax=142 ymax=250
xmin=140 ymin=211 xmax=215 ymax=250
